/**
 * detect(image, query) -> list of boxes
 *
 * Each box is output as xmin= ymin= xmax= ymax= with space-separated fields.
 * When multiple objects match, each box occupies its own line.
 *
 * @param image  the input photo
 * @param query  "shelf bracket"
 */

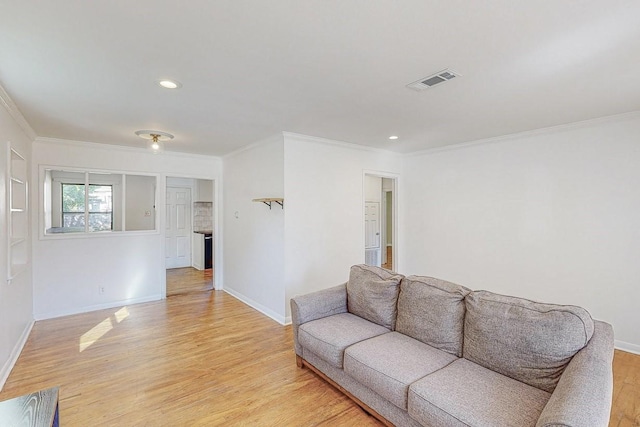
xmin=252 ymin=198 xmax=284 ymax=210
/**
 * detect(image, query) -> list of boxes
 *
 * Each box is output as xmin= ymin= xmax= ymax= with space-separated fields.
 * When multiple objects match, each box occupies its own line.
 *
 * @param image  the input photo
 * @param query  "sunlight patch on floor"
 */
xmin=79 ymin=307 xmax=129 ymax=352
xmin=114 ymin=306 xmax=129 ymax=323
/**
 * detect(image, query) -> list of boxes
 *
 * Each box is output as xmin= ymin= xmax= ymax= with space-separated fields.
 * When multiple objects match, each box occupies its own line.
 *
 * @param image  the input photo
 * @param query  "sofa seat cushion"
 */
xmin=464 ymin=290 xmax=594 ymax=393
xmin=408 ymin=358 xmax=551 ymax=427
xmin=344 ymin=332 xmax=457 ymax=410
xmin=298 ymin=313 xmax=390 ymax=368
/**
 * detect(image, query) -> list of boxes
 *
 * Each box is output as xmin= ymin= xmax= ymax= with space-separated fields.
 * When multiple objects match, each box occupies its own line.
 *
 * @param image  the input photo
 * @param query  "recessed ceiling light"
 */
xmin=389 ymin=135 xmax=399 ymax=140
xmin=157 ymin=79 xmax=182 ymax=89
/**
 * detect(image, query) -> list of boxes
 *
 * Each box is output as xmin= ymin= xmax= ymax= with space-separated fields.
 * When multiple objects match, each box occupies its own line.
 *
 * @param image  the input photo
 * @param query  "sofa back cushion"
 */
xmin=464 ymin=290 xmax=595 ymax=393
xmin=347 ymin=264 xmax=404 ymax=330
xmin=396 ymin=276 xmax=470 ymax=357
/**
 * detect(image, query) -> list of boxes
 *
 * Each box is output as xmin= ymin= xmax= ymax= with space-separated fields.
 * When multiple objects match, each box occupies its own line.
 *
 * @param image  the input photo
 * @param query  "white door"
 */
xmin=364 ymin=201 xmax=381 ymax=266
xmin=166 ymin=187 xmax=192 ymax=269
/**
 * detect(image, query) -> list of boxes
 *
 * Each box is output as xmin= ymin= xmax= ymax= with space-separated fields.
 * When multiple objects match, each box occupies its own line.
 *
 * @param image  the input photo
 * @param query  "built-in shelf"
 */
xmin=6 ymin=143 xmax=28 ymax=283
xmin=8 ymin=264 xmax=27 ymax=281
xmin=10 ymin=237 xmax=26 ymax=247
xmin=252 ymin=198 xmax=284 ymax=209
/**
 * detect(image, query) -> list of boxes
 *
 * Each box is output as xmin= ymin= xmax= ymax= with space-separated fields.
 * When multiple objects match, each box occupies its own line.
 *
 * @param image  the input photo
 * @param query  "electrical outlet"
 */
xmin=98 ymin=286 xmax=105 ymax=295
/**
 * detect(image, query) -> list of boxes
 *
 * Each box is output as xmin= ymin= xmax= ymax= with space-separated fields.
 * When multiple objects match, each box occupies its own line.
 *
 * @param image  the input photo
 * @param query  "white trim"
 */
xmin=223 ymin=288 xmax=287 ymax=325
xmin=0 ymin=83 xmax=37 ymax=141
xmin=222 ymin=133 xmax=284 ymax=159
xmin=34 ymin=295 xmax=162 ymax=321
xmin=283 ymin=132 xmax=402 ymax=156
xmin=0 ymin=320 xmax=34 ymax=391
xmin=615 ymin=340 xmax=640 ymax=355
xmin=34 ymin=137 xmax=223 ymax=162
xmin=406 ymin=109 xmax=640 ymax=158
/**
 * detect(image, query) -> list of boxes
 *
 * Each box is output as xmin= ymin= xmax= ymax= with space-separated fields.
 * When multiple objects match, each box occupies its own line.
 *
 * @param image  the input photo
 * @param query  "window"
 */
xmin=61 ymin=183 xmax=113 ymax=231
xmin=43 ymin=168 xmax=158 ymax=236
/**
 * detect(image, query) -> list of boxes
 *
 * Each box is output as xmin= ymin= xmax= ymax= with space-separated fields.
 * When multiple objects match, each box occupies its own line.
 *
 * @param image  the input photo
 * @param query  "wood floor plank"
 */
xmin=1 ymin=269 xmax=638 ymax=426
xmin=611 ymin=350 xmax=640 ymax=426
xmin=0 ymin=286 xmax=382 ymax=426
xmin=166 ymin=267 xmax=213 ymax=296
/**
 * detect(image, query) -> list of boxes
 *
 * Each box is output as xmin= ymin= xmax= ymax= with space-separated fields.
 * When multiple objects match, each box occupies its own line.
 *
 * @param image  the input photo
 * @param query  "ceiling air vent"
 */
xmin=406 ymin=69 xmax=461 ymax=91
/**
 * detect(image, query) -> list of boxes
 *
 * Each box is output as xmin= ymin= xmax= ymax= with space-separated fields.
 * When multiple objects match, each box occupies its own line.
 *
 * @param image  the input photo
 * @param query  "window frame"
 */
xmin=40 ymin=165 xmax=160 ymax=239
xmin=61 ymin=182 xmax=114 ymax=232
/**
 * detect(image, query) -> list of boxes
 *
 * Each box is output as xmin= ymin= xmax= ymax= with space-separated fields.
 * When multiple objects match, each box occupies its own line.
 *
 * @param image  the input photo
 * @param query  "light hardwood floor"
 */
xmin=611 ymin=349 xmax=640 ymax=426
xmin=1 ymin=276 xmax=638 ymax=426
xmin=166 ymin=267 xmax=213 ymax=296
xmin=382 ymin=246 xmax=392 ymax=271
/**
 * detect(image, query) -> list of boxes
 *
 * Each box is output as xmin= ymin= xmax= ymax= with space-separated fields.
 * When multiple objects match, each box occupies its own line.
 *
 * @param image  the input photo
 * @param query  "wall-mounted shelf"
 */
xmin=6 ymin=143 xmax=28 ymax=283
xmin=252 ymin=198 xmax=284 ymax=209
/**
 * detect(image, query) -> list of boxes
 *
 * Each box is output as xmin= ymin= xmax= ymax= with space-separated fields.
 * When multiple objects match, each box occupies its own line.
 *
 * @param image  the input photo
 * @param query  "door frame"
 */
xmin=363 ymin=170 xmax=399 ymax=271
xmin=162 ymin=175 xmax=221 ymax=298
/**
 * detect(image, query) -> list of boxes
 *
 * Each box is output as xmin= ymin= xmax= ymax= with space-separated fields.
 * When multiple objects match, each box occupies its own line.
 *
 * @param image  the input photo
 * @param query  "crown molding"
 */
xmin=222 ymin=133 xmax=284 ymax=160
xmin=0 ymin=82 xmax=37 ymax=141
xmin=34 ymin=136 xmax=222 ymax=162
xmin=282 ymin=131 xmax=401 ymax=157
xmin=406 ymin=110 xmax=640 ymax=158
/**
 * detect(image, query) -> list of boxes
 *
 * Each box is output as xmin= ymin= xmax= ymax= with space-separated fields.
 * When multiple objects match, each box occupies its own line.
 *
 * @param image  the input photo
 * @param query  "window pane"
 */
xmin=89 ymin=213 xmax=112 ymax=231
xmin=62 ymin=213 xmax=85 ymax=230
xmin=88 ymin=185 xmax=112 ymax=213
xmin=62 ymin=184 xmax=85 ymax=212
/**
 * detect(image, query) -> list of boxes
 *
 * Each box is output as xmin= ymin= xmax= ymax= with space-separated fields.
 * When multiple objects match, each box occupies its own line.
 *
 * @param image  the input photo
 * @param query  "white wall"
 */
xmin=223 ymin=136 xmax=285 ymax=322
xmin=125 ymin=175 xmax=156 ymax=231
xmin=283 ymin=133 xmax=402 ymax=320
xmin=0 ymin=97 xmax=34 ymax=389
xmin=403 ymin=112 xmax=640 ymax=352
xmin=31 ymin=138 xmax=222 ymax=319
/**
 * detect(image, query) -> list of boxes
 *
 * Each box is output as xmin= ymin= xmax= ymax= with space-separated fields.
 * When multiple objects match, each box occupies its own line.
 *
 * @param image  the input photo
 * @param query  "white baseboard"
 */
xmin=615 ymin=340 xmax=640 ymax=355
xmin=34 ymin=295 xmax=162 ymax=321
xmin=223 ymin=288 xmax=287 ymax=325
xmin=0 ymin=319 xmax=34 ymax=391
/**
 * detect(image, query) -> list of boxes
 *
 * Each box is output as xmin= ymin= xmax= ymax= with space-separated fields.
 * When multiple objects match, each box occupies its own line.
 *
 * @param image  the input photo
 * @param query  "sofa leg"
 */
xmin=296 ymin=355 xmax=304 ymax=368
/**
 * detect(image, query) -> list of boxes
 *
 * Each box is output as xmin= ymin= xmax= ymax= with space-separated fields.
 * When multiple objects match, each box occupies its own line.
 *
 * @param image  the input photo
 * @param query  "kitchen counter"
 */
xmin=194 ymin=230 xmax=212 ymax=235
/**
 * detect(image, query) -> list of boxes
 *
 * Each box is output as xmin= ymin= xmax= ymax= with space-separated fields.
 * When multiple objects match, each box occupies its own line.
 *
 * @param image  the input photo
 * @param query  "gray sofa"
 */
xmin=290 ymin=265 xmax=614 ymax=427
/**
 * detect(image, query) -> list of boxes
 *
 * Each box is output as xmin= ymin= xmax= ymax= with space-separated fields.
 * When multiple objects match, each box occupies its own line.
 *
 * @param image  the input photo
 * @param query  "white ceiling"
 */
xmin=1 ymin=1 xmax=640 ymax=156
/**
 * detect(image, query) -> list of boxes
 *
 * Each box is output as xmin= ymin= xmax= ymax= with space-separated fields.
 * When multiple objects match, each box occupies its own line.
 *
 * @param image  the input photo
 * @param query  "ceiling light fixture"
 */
xmin=389 ymin=135 xmax=399 ymax=140
xmin=135 ymin=130 xmax=174 ymax=153
xmin=157 ymin=79 xmax=182 ymax=89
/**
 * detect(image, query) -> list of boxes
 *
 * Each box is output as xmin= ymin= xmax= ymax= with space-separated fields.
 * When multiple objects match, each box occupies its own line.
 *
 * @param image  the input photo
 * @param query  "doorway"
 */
xmin=364 ymin=173 xmax=397 ymax=271
xmin=382 ymin=189 xmax=393 ymax=270
xmin=164 ymin=176 xmax=216 ymax=297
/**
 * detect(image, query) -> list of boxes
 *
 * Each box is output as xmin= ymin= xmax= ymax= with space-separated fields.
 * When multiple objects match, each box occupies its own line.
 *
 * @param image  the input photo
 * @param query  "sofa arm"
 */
xmin=536 ymin=320 xmax=614 ymax=427
xmin=290 ymin=283 xmax=348 ymax=356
